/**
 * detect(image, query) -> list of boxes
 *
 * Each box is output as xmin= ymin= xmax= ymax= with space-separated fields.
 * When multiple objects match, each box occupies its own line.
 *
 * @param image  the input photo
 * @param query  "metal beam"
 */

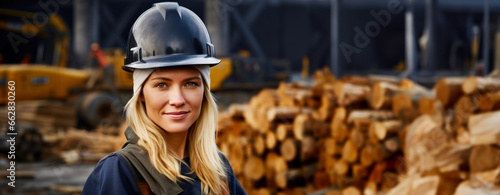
xmin=342 ymin=0 xmax=500 ymax=11
xmin=73 ymin=0 xmax=90 ymax=68
xmin=331 ymin=0 xmax=340 ymax=78
xmin=482 ymin=0 xmax=490 ymax=76
xmin=402 ymin=0 xmax=417 ymax=79
xmin=100 ymin=3 xmax=116 ymax=28
xmin=423 ymin=0 xmax=438 ymax=72
xmin=231 ymin=9 xmax=267 ymax=60
xmin=102 ymin=1 xmax=140 ymax=48
xmin=496 ymin=15 xmax=500 ymax=72
xmin=90 ymin=0 xmax=100 ymax=44
xmin=230 ymin=0 xmax=267 ymax=50
xmin=231 ymin=9 xmax=275 ymax=75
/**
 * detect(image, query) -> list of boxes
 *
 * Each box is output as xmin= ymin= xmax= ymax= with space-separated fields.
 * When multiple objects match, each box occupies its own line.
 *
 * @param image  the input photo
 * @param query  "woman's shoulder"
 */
xmin=82 ymin=152 xmax=140 ymax=194
xmin=86 ymin=152 xmax=134 ymax=181
xmin=96 ymin=152 xmax=128 ymax=168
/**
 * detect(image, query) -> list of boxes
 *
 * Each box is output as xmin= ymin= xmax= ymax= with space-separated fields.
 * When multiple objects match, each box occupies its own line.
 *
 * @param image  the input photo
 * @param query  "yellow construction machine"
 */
xmin=0 ymin=8 xmax=236 ymax=131
xmin=0 ymin=9 xmax=130 ymax=129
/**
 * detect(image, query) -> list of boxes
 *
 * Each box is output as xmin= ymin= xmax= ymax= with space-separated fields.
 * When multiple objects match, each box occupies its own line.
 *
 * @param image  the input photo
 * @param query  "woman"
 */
xmin=82 ymin=2 xmax=246 ymax=194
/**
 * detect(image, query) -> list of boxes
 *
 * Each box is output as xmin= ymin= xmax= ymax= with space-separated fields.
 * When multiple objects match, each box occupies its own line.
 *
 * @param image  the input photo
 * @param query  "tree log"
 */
xmin=349 ymin=128 xmax=365 ymax=149
xmin=243 ymin=107 xmax=270 ymax=133
xmin=252 ymin=188 xmax=273 ymax=195
xmin=275 ymin=169 xmax=306 ymax=189
xmin=228 ymin=104 xmax=248 ymax=120
xmin=333 ymin=81 xmax=370 ymax=106
xmin=368 ymin=120 xmax=402 ymax=142
xmin=363 ymin=180 xmax=377 ymax=195
xmin=418 ymin=97 xmax=444 ymax=125
xmin=469 ymin=145 xmax=500 ymax=172
xmin=435 ymin=77 xmax=466 ymax=108
xmin=341 ymin=186 xmax=361 ymax=195
xmin=265 ymin=131 xmax=277 ymax=150
xmin=352 ymin=118 xmax=372 ymax=131
xmin=312 ymin=120 xmax=330 ymax=138
xmin=411 ymin=176 xmax=440 ymax=195
xmin=383 ymin=136 xmax=401 ymax=153
xmin=313 ymin=66 xmax=336 ymax=85
xmin=453 ymin=95 xmax=478 ymax=126
xmin=281 ymin=138 xmax=300 ymax=162
xmin=243 ymin=157 xmax=265 ymax=181
xmin=301 ymin=136 xmax=318 ymax=163
xmin=324 ymin=137 xmax=342 ymax=157
xmin=454 ymin=180 xmax=500 ymax=195
xmin=347 ymin=110 xmax=395 ymax=124
xmin=325 ymin=190 xmax=342 ymax=195
xmin=341 ymin=140 xmax=358 ymax=163
xmin=360 ymin=144 xmax=375 ymax=167
xmin=267 ymin=106 xmax=301 ymax=123
xmin=371 ymin=143 xmax=390 ymax=162
xmin=276 ymin=124 xmax=293 ymax=142
xmin=265 ymin=152 xmax=288 ymax=175
xmin=318 ymin=96 xmax=336 ymax=121
xmin=386 ymin=176 xmax=412 ymax=195
xmin=313 ymin=170 xmax=331 ymax=189
xmin=331 ymin=107 xmax=348 ymax=142
xmin=333 ymin=107 xmax=347 ymax=122
xmin=468 ymin=110 xmax=500 ymax=145
xmin=293 ymin=113 xmax=312 ymax=141
xmin=278 ymin=93 xmax=296 ymax=107
xmin=369 ymin=162 xmax=387 ymax=184
xmin=477 ymin=91 xmax=500 ymax=111
xmin=228 ymin=141 xmax=244 ymax=175
xmin=381 ymin=172 xmax=399 ymax=192
xmin=334 ymin=160 xmax=349 ymax=176
xmin=351 ymin=164 xmax=368 ymax=179
xmin=250 ymin=89 xmax=279 ymax=109
xmin=470 ymin=166 xmax=500 ymax=188
xmin=462 ymin=76 xmax=500 ymax=95
xmin=392 ymin=93 xmax=413 ymax=118
xmin=254 ymin=135 xmax=266 ymax=156
xmin=456 ymin=126 xmax=470 ymax=144
xmin=404 ymin=115 xmax=442 ymax=174
xmin=400 ymin=78 xmax=434 ymax=98
xmin=370 ymin=81 xmax=402 ymax=109
xmin=331 ymin=121 xmax=349 ymax=143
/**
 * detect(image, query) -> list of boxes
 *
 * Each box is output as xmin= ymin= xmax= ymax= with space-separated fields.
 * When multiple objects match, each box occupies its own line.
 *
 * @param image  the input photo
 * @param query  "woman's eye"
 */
xmin=186 ymin=82 xmax=199 ymax=87
xmin=155 ymin=83 xmax=167 ymax=88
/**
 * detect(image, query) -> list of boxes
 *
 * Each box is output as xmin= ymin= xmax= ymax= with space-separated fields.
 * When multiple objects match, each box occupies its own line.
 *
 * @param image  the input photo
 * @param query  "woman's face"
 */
xmin=141 ymin=66 xmax=204 ymax=134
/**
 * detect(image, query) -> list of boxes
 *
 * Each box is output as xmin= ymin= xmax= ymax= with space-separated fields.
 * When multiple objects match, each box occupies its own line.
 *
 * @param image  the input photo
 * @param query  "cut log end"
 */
xmin=243 ymin=157 xmax=265 ymax=181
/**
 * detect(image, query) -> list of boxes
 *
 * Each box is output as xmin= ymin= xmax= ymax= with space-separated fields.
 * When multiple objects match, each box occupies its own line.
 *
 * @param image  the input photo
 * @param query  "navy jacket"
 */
xmin=82 ymin=128 xmax=246 ymax=195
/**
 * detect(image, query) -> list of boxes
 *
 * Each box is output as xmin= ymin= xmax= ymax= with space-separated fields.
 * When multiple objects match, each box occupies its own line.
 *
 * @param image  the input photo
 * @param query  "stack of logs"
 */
xmin=216 ymin=68 xmax=500 ymax=195
xmin=0 ymin=100 xmax=127 ymax=163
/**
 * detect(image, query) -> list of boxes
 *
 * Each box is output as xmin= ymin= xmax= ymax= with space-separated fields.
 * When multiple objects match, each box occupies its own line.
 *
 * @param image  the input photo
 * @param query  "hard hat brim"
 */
xmin=122 ymin=54 xmax=221 ymax=72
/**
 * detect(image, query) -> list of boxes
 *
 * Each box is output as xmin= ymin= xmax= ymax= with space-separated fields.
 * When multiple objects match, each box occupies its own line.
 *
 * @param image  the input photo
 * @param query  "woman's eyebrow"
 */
xmin=183 ymin=76 xmax=202 ymax=81
xmin=150 ymin=77 xmax=172 ymax=81
xmin=150 ymin=76 xmax=201 ymax=81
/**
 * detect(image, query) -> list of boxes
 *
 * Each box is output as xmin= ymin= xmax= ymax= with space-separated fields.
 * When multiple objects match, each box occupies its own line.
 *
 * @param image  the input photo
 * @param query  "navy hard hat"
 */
xmin=122 ymin=2 xmax=220 ymax=72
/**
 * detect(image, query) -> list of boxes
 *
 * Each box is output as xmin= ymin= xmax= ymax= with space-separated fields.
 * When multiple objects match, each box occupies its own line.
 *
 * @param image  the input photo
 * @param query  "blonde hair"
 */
xmin=124 ymin=77 xmax=227 ymax=194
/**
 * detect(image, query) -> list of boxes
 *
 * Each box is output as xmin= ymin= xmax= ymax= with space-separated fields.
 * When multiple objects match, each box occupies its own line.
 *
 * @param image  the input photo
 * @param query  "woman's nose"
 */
xmin=169 ymin=86 xmax=186 ymax=107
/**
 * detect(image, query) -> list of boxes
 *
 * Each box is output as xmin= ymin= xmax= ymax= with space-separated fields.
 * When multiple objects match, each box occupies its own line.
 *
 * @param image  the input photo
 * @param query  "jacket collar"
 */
xmin=120 ymin=127 xmax=184 ymax=195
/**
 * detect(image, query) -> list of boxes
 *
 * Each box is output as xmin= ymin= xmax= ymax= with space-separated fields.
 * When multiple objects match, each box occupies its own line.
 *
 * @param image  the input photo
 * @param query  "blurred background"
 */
xmin=1 ymin=0 xmax=500 ymax=194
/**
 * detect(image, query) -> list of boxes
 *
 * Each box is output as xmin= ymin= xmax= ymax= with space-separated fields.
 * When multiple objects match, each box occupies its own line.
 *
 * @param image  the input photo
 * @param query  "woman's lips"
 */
xmin=164 ymin=111 xmax=189 ymax=120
